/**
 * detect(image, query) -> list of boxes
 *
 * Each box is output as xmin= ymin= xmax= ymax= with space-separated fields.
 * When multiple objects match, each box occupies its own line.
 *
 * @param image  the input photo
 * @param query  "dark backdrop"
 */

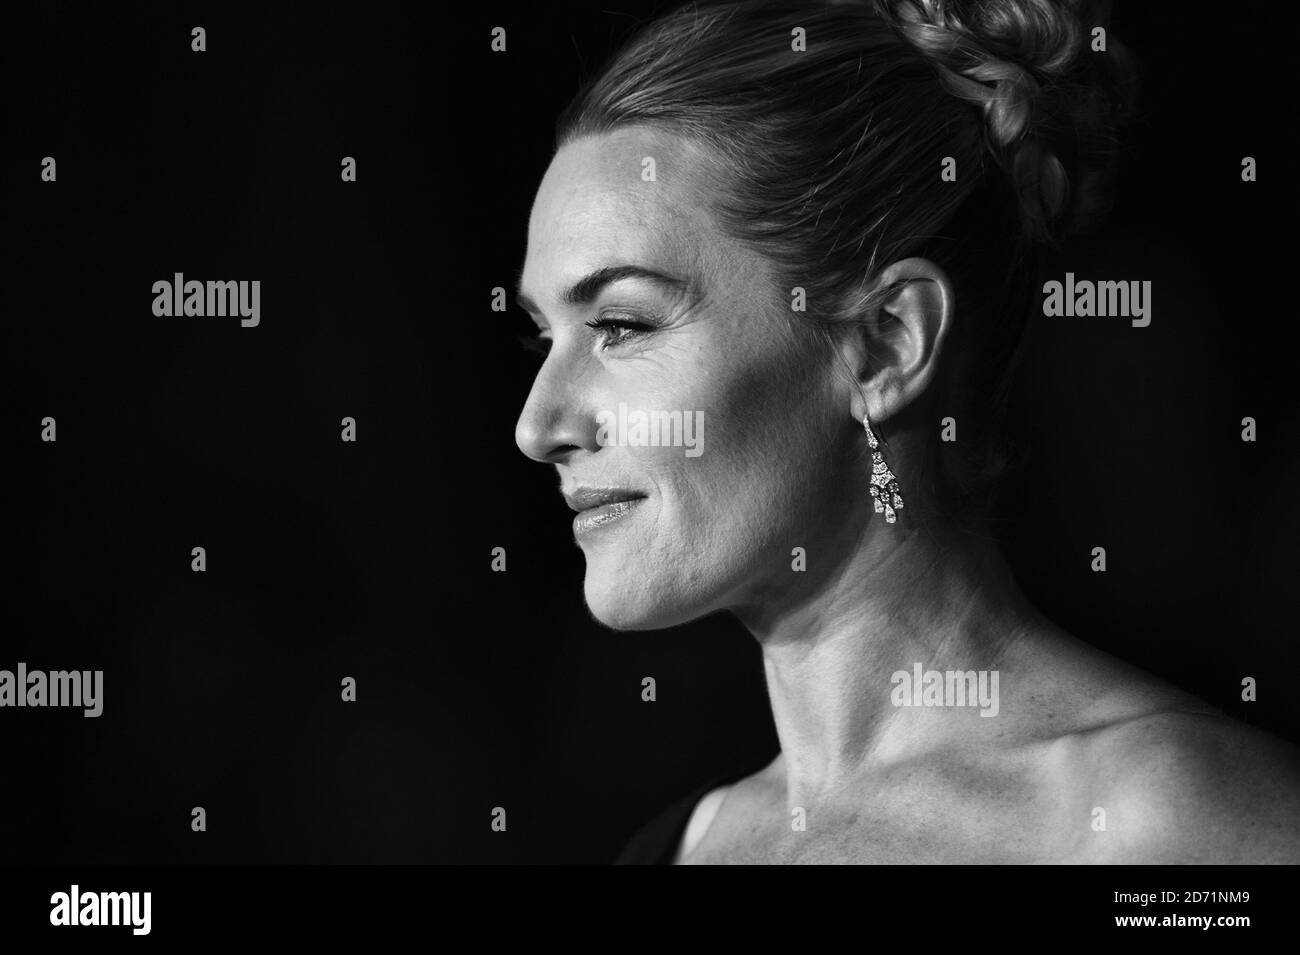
xmin=3 ymin=1 xmax=1296 ymax=863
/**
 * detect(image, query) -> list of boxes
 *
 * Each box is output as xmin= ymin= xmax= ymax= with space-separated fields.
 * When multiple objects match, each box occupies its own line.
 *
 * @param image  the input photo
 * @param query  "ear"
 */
xmin=840 ymin=257 xmax=954 ymax=424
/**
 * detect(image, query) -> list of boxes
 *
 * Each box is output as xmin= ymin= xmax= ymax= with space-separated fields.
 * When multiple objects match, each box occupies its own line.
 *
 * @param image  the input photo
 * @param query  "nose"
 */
xmin=515 ymin=352 xmax=598 ymax=465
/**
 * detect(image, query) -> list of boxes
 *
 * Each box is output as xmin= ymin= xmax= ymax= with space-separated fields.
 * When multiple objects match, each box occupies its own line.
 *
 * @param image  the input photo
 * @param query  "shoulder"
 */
xmin=613 ymin=783 xmax=714 ymax=865
xmin=614 ymin=761 xmax=764 ymax=864
xmin=1073 ymin=708 xmax=1300 ymax=863
xmin=674 ymin=784 xmax=733 ymax=863
xmin=673 ymin=758 xmax=783 ymax=863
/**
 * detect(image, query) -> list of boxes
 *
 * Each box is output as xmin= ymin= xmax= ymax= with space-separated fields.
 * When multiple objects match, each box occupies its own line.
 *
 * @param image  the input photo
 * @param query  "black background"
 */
xmin=3 ymin=1 xmax=1296 ymax=864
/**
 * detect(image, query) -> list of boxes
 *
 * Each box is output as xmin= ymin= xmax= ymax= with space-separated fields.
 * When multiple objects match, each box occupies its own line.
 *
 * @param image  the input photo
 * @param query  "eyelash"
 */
xmin=584 ymin=315 xmax=656 ymax=349
xmin=516 ymin=314 xmax=656 ymax=358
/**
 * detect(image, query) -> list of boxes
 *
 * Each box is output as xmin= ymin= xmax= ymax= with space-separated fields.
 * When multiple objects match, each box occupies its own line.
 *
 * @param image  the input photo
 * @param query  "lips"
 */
xmin=563 ymin=485 xmax=648 ymax=537
xmin=562 ymin=486 xmax=647 ymax=513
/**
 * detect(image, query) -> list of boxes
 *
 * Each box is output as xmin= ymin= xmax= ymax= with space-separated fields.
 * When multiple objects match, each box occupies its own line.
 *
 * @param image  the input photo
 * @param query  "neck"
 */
xmin=733 ymin=515 xmax=1039 ymax=804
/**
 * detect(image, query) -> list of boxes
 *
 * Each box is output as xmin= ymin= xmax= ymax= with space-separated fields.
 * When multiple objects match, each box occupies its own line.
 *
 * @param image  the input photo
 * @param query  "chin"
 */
xmin=582 ymin=579 xmax=669 ymax=631
xmin=581 ymin=573 xmax=710 ymax=631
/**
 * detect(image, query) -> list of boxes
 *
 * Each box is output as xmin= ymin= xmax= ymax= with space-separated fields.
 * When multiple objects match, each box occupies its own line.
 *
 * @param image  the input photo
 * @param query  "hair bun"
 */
xmin=876 ymin=0 xmax=1136 ymax=243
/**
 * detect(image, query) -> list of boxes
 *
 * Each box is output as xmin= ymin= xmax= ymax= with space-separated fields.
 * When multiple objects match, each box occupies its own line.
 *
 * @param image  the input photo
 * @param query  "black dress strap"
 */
xmin=611 ymin=764 xmax=758 ymax=865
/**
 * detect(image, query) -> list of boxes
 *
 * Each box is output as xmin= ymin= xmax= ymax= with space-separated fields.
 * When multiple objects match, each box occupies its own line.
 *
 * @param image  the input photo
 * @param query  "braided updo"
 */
xmin=555 ymin=0 xmax=1137 ymax=524
xmin=877 ymin=0 xmax=1133 ymax=242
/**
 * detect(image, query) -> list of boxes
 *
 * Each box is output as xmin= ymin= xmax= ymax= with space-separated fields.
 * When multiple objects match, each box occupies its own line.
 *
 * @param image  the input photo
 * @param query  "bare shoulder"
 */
xmin=675 ymin=759 xmax=782 ymax=864
xmin=674 ymin=784 xmax=733 ymax=863
xmin=1075 ymin=708 xmax=1300 ymax=863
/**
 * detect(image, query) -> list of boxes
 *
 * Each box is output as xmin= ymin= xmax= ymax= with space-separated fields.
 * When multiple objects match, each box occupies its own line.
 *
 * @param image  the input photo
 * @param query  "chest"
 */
xmin=681 ymin=772 xmax=1091 ymax=864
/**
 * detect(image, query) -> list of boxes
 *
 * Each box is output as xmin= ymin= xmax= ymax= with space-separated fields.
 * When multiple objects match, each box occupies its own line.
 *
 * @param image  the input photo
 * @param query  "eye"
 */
xmin=516 ymin=332 xmax=552 ymax=358
xmin=585 ymin=313 xmax=658 ymax=349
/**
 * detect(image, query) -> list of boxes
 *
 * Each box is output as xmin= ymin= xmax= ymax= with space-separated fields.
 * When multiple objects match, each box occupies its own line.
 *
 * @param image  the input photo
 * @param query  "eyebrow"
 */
xmin=515 ymin=264 xmax=691 ymax=317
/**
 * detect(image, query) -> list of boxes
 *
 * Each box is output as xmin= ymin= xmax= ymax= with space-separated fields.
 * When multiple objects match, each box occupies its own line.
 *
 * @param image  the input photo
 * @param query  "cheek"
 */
xmin=656 ymin=331 xmax=839 ymax=536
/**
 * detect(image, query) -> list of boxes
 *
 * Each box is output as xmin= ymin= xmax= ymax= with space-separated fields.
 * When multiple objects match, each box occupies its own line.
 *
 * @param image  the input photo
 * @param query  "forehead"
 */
xmin=521 ymin=126 xmax=721 ymax=303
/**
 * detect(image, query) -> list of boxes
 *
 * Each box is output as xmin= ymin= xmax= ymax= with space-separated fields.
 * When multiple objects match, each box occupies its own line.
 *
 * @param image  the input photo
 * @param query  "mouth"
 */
xmin=564 ymin=487 xmax=648 ymax=536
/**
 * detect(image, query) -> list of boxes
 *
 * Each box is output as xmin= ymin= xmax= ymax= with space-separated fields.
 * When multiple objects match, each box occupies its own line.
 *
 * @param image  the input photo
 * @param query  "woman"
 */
xmin=513 ymin=0 xmax=1300 ymax=863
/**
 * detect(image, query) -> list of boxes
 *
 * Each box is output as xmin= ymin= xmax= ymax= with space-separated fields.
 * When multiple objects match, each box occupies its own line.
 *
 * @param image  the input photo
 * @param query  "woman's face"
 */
xmin=516 ymin=126 xmax=860 ymax=629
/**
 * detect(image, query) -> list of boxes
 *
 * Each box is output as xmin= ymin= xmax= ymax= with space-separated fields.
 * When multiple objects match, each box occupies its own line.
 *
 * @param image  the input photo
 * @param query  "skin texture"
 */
xmin=515 ymin=125 xmax=1300 ymax=864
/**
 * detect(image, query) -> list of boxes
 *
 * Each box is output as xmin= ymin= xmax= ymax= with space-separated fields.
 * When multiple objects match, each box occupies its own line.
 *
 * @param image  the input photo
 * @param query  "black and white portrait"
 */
xmin=511 ymin=0 xmax=1300 ymax=866
xmin=5 ymin=0 xmax=1298 ymax=929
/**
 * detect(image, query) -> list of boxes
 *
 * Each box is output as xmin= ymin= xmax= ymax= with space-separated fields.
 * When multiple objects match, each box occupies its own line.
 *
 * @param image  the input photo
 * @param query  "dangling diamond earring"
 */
xmin=863 ymin=412 xmax=904 ymax=524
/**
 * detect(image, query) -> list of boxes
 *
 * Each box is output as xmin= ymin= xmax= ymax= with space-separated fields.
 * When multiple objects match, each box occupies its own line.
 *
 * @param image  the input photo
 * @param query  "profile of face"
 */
xmin=515 ymin=126 xmax=877 ymax=630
